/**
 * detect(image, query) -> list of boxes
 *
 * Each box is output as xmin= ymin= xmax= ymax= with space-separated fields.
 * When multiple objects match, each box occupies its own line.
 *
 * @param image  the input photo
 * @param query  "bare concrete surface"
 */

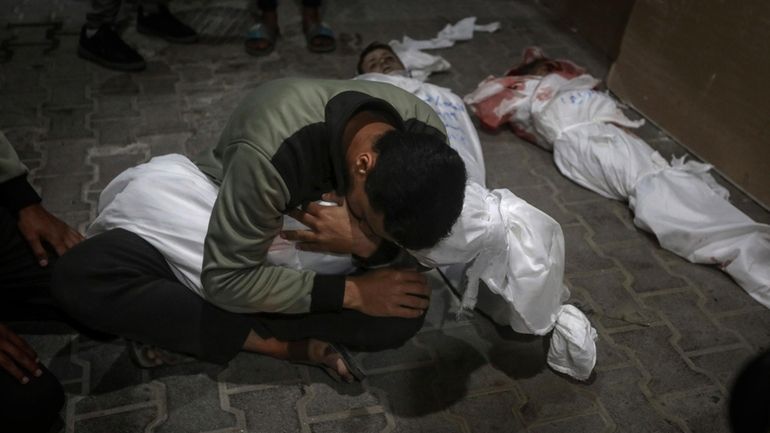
xmin=2 ymin=0 xmax=769 ymax=432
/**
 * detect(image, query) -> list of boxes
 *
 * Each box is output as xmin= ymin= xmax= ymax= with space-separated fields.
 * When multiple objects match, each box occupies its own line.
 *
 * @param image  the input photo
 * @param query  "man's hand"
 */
xmin=17 ymin=203 xmax=84 ymax=267
xmin=0 ymin=323 xmax=42 ymax=384
xmin=344 ymin=268 xmax=430 ymax=318
xmin=282 ymin=193 xmax=379 ymax=258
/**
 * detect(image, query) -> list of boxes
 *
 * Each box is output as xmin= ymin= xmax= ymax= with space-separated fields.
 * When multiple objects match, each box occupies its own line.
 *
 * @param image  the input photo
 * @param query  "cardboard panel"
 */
xmin=539 ymin=0 xmax=635 ymax=60
xmin=608 ymin=0 xmax=770 ymax=207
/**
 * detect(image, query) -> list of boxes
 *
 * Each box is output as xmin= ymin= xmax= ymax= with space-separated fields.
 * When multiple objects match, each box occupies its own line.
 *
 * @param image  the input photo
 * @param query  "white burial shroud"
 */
xmin=465 ymin=72 xmax=770 ymax=307
xmin=88 ymin=76 xmax=598 ymax=381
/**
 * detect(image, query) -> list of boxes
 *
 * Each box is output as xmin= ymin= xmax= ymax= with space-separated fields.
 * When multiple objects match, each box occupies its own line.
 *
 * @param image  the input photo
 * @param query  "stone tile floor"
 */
xmin=2 ymin=0 xmax=769 ymax=431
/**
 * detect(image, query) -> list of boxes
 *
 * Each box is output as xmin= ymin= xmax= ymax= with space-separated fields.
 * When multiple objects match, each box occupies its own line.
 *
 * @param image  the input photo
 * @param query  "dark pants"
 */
xmin=52 ymin=228 xmax=424 ymax=364
xmin=0 ymin=208 xmax=65 ymax=433
xmin=86 ymin=0 xmax=167 ymax=28
xmin=257 ymin=0 xmax=322 ymax=12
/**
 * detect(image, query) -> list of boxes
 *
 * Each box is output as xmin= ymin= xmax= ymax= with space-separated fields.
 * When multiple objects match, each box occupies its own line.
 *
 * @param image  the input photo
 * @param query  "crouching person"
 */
xmin=52 ymin=78 xmax=466 ymax=381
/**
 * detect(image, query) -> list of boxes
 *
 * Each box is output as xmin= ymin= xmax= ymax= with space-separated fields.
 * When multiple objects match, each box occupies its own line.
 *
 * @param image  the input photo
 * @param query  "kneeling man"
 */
xmin=53 ymin=78 xmax=466 ymax=381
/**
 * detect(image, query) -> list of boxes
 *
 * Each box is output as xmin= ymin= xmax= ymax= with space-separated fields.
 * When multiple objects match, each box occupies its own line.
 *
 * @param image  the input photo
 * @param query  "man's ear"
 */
xmin=355 ymin=152 xmax=374 ymax=176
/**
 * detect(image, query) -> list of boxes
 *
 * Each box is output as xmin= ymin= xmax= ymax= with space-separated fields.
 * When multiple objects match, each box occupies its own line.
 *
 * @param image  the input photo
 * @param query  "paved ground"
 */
xmin=2 ymin=0 xmax=770 ymax=432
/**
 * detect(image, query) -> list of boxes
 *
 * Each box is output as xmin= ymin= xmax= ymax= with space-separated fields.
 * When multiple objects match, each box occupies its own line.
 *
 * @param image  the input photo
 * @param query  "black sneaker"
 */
xmin=78 ymin=24 xmax=146 ymax=72
xmin=137 ymin=5 xmax=198 ymax=44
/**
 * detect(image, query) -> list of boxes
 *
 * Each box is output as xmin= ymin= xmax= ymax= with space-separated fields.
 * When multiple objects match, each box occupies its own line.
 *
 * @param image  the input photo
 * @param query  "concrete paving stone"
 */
xmin=5 ymin=127 xmax=44 ymax=160
xmin=610 ymin=325 xmax=714 ymax=396
xmin=690 ymin=348 xmax=755 ymax=389
xmin=509 ymin=184 xmax=578 ymax=225
xmin=135 ymin=101 xmax=188 ymax=136
xmin=358 ymin=338 xmax=433 ymax=372
xmin=479 ymin=324 xmax=551 ymax=380
xmin=568 ymin=200 xmax=637 ymax=246
xmin=141 ymin=60 xmax=175 ymax=77
xmin=230 ymin=386 xmax=303 ymax=433
xmin=73 ymin=339 xmax=150 ymax=412
xmin=152 ymin=370 xmax=236 ymax=433
xmin=367 ymin=367 xmax=445 ymax=417
xmin=662 ymin=390 xmax=730 ymax=433
xmin=95 ymin=73 xmax=140 ymax=96
xmin=586 ymin=366 xmax=682 ymax=433
xmin=176 ymin=65 xmax=214 ymax=82
xmin=218 ymin=352 xmax=302 ymax=388
xmin=562 ymin=225 xmax=616 ymax=275
xmin=89 ymin=152 xmax=146 ymax=190
xmin=602 ymin=242 xmax=688 ymax=293
xmin=389 ymin=413 xmax=465 ymax=433
xmin=310 ymin=413 xmax=388 ymax=433
xmin=37 ymin=139 xmax=93 ymax=176
xmin=138 ymin=76 xmax=179 ymax=96
xmin=594 ymin=335 xmax=631 ymax=370
xmin=51 ymin=50 xmax=94 ymax=79
xmin=718 ymin=310 xmax=770 ymax=351
xmin=46 ymin=79 xmax=91 ymax=108
xmin=76 ymin=383 xmax=157 ymax=416
xmin=138 ymin=131 xmax=191 ymax=156
xmin=485 ymin=151 xmax=545 ymax=190
xmin=92 ymin=118 xmax=138 ymax=145
xmin=534 ymin=163 xmax=603 ymax=203
xmin=36 ymin=173 xmax=92 ymax=213
xmin=528 ymin=412 xmax=610 ymax=433
xmin=570 ymin=269 xmax=659 ymax=329
xmin=421 ymin=329 xmax=513 ymax=396
xmin=46 ymin=107 xmax=93 ymax=139
xmin=91 ymin=95 xmax=139 ymax=120
xmin=448 ymin=390 xmax=523 ymax=433
xmin=516 ymin=371 xmax=596 ymax=425
xmin=0 ymin=92 xmax=46 ymax=128
xmin=304 ymin=379 xmax=380 ymax=417
xmin=643 ymin=290 xmax=741 ymax=353
xmin=0 ymin=64 xmax=44 ymax=93
xmin=74 ymin=407 xmax=157 ymax=433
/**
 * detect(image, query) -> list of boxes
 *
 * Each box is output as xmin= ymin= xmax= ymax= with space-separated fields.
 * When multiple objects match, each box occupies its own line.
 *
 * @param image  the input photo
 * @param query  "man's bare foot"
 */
xmin=301 ymin=7 xmax=335 ymax=52
xmin=245 ymin=10 xmax=279 ymax=55
xmin=294 ymin=339 xmax=355 ymax=382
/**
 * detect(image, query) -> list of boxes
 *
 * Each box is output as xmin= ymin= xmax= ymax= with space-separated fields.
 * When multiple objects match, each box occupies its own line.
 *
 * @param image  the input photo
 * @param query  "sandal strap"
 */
xmin=246 ymin=23 xmax=278 ymax=42
xmin=305 ymin=22 xmax=335 ymax=39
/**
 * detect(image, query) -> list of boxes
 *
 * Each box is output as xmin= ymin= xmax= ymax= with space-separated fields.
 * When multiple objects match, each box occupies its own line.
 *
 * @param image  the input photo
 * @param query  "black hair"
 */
xmin=365 ymin=130 xmax=467 ymax=250
xmin=507 ymin=58 xmax=552 ymax=76
xmin=357 ymin=42 xmax=398 ymax=75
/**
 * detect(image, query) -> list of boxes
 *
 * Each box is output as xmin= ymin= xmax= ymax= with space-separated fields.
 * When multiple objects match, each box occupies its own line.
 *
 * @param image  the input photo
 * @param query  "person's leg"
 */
xmin=51 ymin=228 xmax=252 ymax=364
xmin=300 ymin=0 xmax=335 ymax=53
xmin=80 ymin=0 xmax=146 ymax=71
xmin=53 ymin=228 xmax=424 ymax=370
xmin=0 ymin=364 xmax=64 ymax=433
xmin=85 ymin=0 xmax=121 ymax=29
xmin=136 ymin=0 xmax=197 ymax=44
xmin=245 ymin=0 xmax=279 ymax=56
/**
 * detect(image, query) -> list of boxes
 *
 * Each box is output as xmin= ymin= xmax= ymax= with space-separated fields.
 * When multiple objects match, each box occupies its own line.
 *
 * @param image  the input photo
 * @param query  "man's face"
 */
xmin=360 ymin=48 xmax=406 ymax=75
xmin=345 ymin=176 xmax=389 ymax=243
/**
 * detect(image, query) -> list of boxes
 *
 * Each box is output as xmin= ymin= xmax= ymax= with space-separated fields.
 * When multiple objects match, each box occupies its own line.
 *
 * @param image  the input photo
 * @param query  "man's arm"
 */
xmin=201 ymin=143 xmax=343 ymax=314
xmin=202 ymin=143 xmax=431 ymax=316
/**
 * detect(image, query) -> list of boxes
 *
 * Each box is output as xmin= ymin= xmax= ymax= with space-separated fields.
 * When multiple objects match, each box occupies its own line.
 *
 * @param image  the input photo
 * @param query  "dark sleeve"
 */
xmin=310 ymin=275 xmax=346 ymax=312
xmin=0 ymin=174 xmax=41 ymax=213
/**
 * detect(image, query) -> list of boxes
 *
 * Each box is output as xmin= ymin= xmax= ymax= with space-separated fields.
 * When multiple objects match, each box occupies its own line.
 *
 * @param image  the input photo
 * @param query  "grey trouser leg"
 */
xmin=86 ymin=0 xmax=168 ymax=28
xmin=52 ymin=229 xmax=424 ymax=364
